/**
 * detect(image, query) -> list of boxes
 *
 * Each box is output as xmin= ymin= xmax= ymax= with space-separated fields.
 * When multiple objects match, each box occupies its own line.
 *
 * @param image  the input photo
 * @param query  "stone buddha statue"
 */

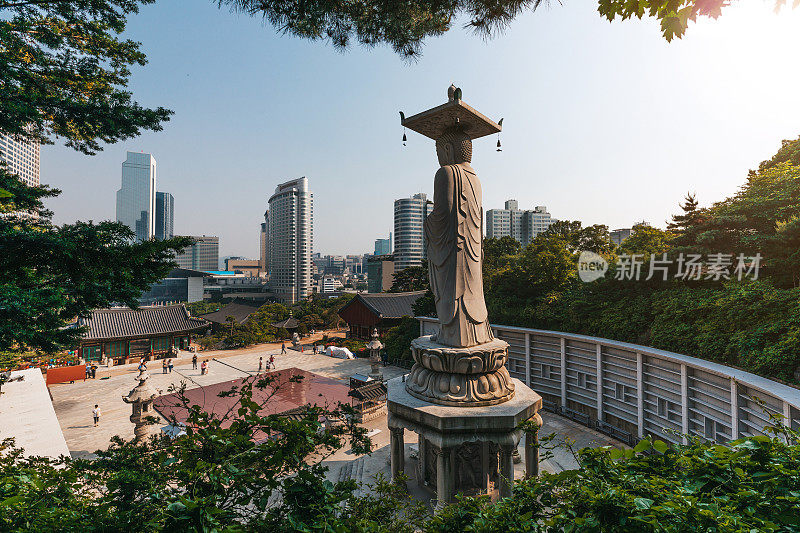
xmin=399 ymin=86 xmax=515 ymax=406
xmin=426 ymin=127 xmax=494 ymax=348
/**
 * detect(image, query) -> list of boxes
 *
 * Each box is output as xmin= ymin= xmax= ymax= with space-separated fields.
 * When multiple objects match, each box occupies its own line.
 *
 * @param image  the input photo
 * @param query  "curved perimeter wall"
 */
xmin=418 ymin=318 xmax=800 ymax=445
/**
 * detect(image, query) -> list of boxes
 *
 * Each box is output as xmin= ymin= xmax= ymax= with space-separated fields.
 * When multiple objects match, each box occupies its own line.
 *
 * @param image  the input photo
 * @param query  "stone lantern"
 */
xmin=366 ymin=328 xmax=384 ymax=381
xmin=122 ymin=369 xmax=158 ymax=442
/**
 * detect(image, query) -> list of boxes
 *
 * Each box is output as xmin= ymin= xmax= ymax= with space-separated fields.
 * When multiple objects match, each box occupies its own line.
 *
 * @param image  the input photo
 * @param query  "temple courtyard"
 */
xmin=49 ymin=344 xmax=621 ymax=500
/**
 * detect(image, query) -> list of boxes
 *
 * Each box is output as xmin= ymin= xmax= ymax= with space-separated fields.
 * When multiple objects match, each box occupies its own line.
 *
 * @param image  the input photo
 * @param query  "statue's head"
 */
xmin=436 ymin=127 xmax=472 ymax=166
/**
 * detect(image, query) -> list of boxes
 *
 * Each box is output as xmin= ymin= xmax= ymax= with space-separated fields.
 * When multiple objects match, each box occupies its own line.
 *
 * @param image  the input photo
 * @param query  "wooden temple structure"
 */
xmin=337 ymin=291 xmax=426 ymax=339
xmin=75 ymin=304 xmax=209 ymax=365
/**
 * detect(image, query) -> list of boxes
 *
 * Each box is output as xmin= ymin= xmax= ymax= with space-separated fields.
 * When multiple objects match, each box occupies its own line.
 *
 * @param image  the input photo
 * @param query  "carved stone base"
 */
xmin=405 ymin=336 xmax=515 ymax=406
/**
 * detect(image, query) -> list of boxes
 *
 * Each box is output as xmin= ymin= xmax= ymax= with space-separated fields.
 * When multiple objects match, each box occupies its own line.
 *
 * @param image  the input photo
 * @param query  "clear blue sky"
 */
xmin=44 ymin=2 xmax=800 ymax=258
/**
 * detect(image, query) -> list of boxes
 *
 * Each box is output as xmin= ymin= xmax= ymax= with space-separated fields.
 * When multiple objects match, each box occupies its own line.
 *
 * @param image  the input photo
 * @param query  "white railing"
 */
xmin=417 ymin=317 xmax=800 ymax=445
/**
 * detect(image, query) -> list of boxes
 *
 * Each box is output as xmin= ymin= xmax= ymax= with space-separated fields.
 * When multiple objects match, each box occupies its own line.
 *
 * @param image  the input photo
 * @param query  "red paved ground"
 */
xmin=153 ymin=367 xmax=352 ymax=428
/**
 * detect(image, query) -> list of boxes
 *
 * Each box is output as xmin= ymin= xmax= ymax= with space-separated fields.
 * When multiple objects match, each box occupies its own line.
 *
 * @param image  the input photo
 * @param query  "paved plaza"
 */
xmin=49 ymin=344 xmax=621 ymax=503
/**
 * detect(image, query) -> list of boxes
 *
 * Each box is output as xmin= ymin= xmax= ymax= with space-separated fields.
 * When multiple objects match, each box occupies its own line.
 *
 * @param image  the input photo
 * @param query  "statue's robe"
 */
xmin=425 ymin=162 xmax=493 ymax=348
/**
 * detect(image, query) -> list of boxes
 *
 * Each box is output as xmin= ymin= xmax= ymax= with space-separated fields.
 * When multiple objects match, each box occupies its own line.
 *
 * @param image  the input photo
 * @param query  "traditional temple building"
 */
xmin=199 ymin=301 xmax=262 ymax=333
xmin=337 ymin=291 xmax=426 ymax=339
xmin=75 ymin=304 xmax=209 ymax=365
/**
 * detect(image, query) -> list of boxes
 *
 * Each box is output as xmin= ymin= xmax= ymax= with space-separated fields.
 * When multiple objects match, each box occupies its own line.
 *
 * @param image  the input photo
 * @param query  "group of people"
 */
xmin=161 ymin=358 xmax=175 ymax=373
xmin=191 ymin=353 xmax=209 ymax=374
xmin=84 ymin=362 xmax=99 ymax=379
xmin=279 ymin=341 xmax=325 ymax=355
xmin=257 ymin=354 xmax=275 ymax=373
xmin=93 ymin=345 xmax=298 ymax=428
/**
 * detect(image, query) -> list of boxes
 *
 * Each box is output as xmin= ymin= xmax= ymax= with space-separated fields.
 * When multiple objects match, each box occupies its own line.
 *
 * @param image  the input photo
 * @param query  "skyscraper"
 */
xmin=0 ymin=134 xmax=40 ymax=188
xmin=174 ymin=236 xmax=219 ymax=271
xmin=486 ymin=200 xmax=554 ymax=245
xmin=393 ymin=193 xmax=432 ymax=271
xmin=374 ymin=232 xmax=392 ymax=255
xmin=267 ymin=177 xmax=313 ymax=304
xmin=155 ymin=192 xmax=174 ymax=240
xmin=116 ymin=152 xmax=156 ymax=242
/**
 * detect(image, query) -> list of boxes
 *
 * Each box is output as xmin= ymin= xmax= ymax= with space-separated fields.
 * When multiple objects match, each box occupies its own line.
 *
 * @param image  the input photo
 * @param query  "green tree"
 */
xmin=383 ymin=316 xmax=420 ymax=363
xmin=221 ymin=0 xmax=762 ymax=58
xmin=759 ymin=134 xmax=800 ymax=172
xmin=680 ymin=163 xmax=800 ymax=287
xmin=0 ymin=1 xmax=189 ymax=362
xmin=618 ymin=223 xmax=673 ymax=257
xmin=542 ymin=220 xmax=614 ymax=254
xmin=0 ymin=375 xmax=425 ymax=531
xmin=390 ymin=262 xmax=429 ymax=293
xmin=0 ymin=171 xmax=191 ymax=357
xmin=0 ymin=0 xmax=171 ymax=155
xmin=428 ymin=424 xmax=800 ymax=532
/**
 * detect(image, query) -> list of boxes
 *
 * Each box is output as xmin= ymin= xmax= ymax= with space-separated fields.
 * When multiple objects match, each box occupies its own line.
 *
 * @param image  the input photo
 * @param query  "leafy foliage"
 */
xmin=430 ymin=422 xmax=800 ymax=531
xmin=476 ymin=140 xmax=800 ymax=382
xmin=0 ymin=374 xmax=425 ymax=531
xmin=390 ymin=262 xmax=429 ymax=293
xmin=0 ymin=0 xmax=172 ymax=154
xmin=185 ymin=301 xmax=222 ymax=316
xmin=759 ymin=135 xmax=800 ymax=172
xmin=0 ymin=169 xmax=191 ymax=357
xmin=383 ymin=316 xmax=420 ymax=363
xmin=218 ymin=0 xmax=776 ymax=58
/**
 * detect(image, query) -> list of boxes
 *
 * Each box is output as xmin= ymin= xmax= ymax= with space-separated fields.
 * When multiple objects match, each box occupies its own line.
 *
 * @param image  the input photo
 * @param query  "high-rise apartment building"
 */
xmin=374 ymin=232 xmax=392 ymax=255
xmin=0 ymin=134 xmax=40 ymax=188
xmin=486 ymin=200 xmax=554 ymax=245
xmin=267 ymin=177 xmax=313 ymax=304
xmin=174 ymin=236 xmax=219 ymax=271
xmin=394 ymin=193 xmax=433 ymax=272
xmin=155 ymin=192 xmax=174 ymax=240
xmin=116 ymin=151 xmax=156 ymax=242
xmin=367 ymin=255 xmax=395 ymax=293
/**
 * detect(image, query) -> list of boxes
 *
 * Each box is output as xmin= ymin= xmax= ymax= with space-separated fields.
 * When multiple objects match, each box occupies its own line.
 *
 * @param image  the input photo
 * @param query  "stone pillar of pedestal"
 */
xmin=435 ymin=446 xmax=453 ymax=510
xmin=499 ymin=444 xmax=515 ymax=499
xmin=525 ymin=413 xmax=543 ymax=478
xmin=389 ymin=427 xmax=405 ymax=481
xmin=418 ymin=434 xmax=426 ymax=485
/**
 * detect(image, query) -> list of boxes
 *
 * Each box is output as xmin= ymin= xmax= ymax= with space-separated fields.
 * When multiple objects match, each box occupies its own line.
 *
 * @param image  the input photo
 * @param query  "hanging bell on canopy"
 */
xmin=402 ymin=131 xmax=407 ymax=146
xmin=496 ymin=136 xmax=502 ymax=152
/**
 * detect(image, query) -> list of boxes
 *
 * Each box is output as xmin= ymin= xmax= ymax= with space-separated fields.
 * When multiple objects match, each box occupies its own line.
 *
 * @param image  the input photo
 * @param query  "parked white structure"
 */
xmin=267 ymin=177 xmax=313 ymax=304
xmin=0 ymin=134 xmax=40 ymax=188
xmin=419 ymin=317 xmax=800 ymax=445
xmin=394 ymin=193 xmax=432 ymax=271
xmin=486 ymin=200 xmax=554 ymax=245
xmin=116 ymin=151 xmax=157 ymax=242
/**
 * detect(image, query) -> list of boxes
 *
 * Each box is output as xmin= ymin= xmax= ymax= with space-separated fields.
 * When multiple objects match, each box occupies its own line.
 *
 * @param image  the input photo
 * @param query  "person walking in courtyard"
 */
xmin=162 ymin=358 xmax=168 ymax=374
xmin=281 ymin=342 xmax=286 ymax=354
xmin=85 ymin=362 xmax=91 ymax=379
xmin=138 ymin=360 xmax=147 ymax=373
xmin=90 ymin=363 xmax=98 ymax=379
xmin=192 ymin=353 xmax=198 ymax=370
xmin=168 ymin=359 xmax=174 ymax=373
xmin=200 ymin=360 xmax=207 ymax=375
xmin=258 ymin=356 xmax=263 ymax=372
xmin=92 ymin=404 xmax=101 ymax=427
xmin=269 ymin=354 xmax=274 ymax=370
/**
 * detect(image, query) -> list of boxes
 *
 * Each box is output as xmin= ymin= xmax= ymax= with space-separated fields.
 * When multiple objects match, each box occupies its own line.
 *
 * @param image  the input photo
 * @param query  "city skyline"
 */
xmin=38 ymin=2 xmax=800 ymax=258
